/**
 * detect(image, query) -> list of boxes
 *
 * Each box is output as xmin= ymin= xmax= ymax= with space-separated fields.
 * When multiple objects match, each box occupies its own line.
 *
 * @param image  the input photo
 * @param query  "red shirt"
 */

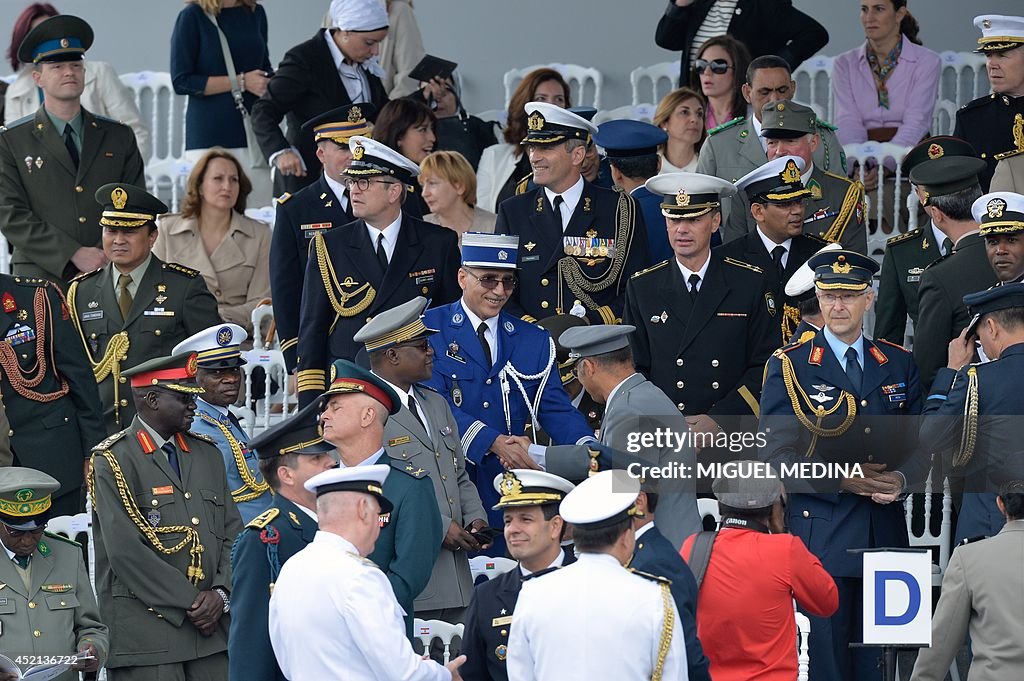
xmin=682 ymin=528 xmax=838 ymax=681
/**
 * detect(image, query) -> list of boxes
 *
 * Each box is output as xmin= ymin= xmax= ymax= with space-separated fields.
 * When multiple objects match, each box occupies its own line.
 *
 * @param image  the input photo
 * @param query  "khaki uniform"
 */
xmin=991 ymin=151 xmax=1024 ymax=193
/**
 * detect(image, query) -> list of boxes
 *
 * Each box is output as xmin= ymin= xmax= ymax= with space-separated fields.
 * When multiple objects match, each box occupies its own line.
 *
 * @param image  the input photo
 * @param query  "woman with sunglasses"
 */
xmin=653 ymin=87 xmax=707 ymax=173
xmin=690 ymin=36 xmax=751 ymax=132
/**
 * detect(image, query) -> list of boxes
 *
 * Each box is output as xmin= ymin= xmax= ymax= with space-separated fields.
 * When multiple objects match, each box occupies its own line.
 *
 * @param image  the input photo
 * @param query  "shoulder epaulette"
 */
xmin=773 ymin=336 xmax=812 ymax=358
xmin=924 ymin=253 xmax=952 ymax=270
xmin=814 ymin=117 xmax=837 ymax=132
xmin=186 ymin=430 xmax=215 ymax=444
xmin=630 ymin=259 xmax=670 ymax=279
xmin=43 ymin=531 xmax=81 ymax=548
xmin=958 ymin=95 xmax=991 ymax=112
xmin=70 ymin=267 xmax=103 ymax=283
xmin=92 ymin=428 xmax=130 ymax=451
xmin=12 ymin=276 xmax=47 ymax=287
xmin=275 ymin=192 xmax=292 ymax=205
xmin=413 ymin=383 xmax=439 ymax=394
xmin=875 ymin=338 xmax=911 ymax=354
xmin=995 ymin=147 xmax=1024 ymax=162
xmin=886 ymin=228 xmax=923 ymax=246
xmin=162 ymin=262 xmax=201 ymax=278
xmin=628 ymin=567 xmax=672 ymax=585
xmin=92 ymin=114 xmax=121 ymax=125
xmin=246 ymin=507 xmax=280 ymax=530
xmin=722 ymin=256 xmax=763 ymax=274
xmin=5 ymin=114 xmax=33 ymax=130
xmin=514 ymin=173 xmax=533 ymax=195
xmin=707 ymin=116 xmax=745 ymax=136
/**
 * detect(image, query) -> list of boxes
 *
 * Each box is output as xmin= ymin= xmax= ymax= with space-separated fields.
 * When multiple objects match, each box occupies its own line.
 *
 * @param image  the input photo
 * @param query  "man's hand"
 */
xmin=70 ymin=246 xmax=108 ymax=274
xmin=273 ymin=150 xmax=306 ymax=178
xmin=491 ymin=435 xmax=539 ymax=470
xmin=443 ymin=520 xmax=481 ymax=553
xmin=468 ymin=517 xmax=494 ymax=550
xmin=684 ymin=414 xmax=721 ymax=451
xmin=73 ymin=642 xmax=100 ymax=672
xmin=188 ymin=590 xmax=225 ymax=636
xmin=840 ymin=463 xmax=903 ymax=497
xmin=947 ymin=327 xmax=976 ymax=370
xmin=446 ymin=654 xmax=467 ymax=680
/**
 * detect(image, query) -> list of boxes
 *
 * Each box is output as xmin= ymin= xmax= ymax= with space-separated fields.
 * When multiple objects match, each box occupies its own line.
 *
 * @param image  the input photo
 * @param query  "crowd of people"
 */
xmin=0 ymin=0 xmax=1023 ymax=680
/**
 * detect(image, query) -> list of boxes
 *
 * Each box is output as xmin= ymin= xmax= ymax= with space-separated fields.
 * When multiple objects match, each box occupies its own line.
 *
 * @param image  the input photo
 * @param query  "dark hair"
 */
xmin=690 ymin=35 xmax=751 ymax=124
xmin=989 ymin=307 xmax=1024 ymax=332
xmin=374 ymin=98 xmax=438 ymax=158
xmin=746 ymin=55 xmax=792 ymax=85
xmin=608 ymin=155 xmax=660 ymax=182
xmin=504 ymin=68 xmax=572 ymax=147
xmin=718 ymin=503 xmax=773 ymax=523
xmin=9 ymin=3 xmax=57 ymax=71
xmin=927 ymin=184 xmax=982 ymax=222
xmin=180 ymin=148 xmax=252 ymax=218
xmin=889 ymin=0 xmax=922 ymax=45
xmin=998 ymin=481 xmax=1024 ymax=519
xmin=572 ymin=515 xmax=631 ymax=552
xmin=644 ymin=491 xmax=659 ymax=514
xmin=799 ymin=296 xmax=821 ymax=318
xmin=259 ymin=453 xmax=300 ymax=492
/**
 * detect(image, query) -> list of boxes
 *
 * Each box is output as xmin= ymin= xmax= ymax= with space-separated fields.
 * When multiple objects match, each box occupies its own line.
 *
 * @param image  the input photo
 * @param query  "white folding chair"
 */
xmin=696 ymin=498 xmax=721 ymax=527
xmin=239 ymin=348 xmax=293 ymax=437
xmin=146 ymin=159 xmax=194 ymax=213
xmin=250 ymin=302 xmax=278 ymax=352
xmin=413 ymin=618 xmax=464 ymax=664
xmin=244 ymin=205 xmax=277 ymax=231
xmin=503 ymin=64 xmax=603 ymax=109
xmin=469 ymin=555 xmax=517 ymax=582
xmin=119 ymin=71 xmax=188 ymax=169
xmin=474 ymin=109 xmax=508 ymax=128
xmin=841 ymin=141 xmax=913 ymax=263
xmin=795 ymin=610 xmax=811 ymax=681
xmin=904 ymin=468 xmax=954 ymax=587
xmin=630 ymin=62 xmax=679 ymax=107
xmin=793 ymin=56 xmax=835 ymax=123
xmin=938 ymin=51 xmax=990 ymax=110
xmin=930 ymin=99 xmax=959 ymax=138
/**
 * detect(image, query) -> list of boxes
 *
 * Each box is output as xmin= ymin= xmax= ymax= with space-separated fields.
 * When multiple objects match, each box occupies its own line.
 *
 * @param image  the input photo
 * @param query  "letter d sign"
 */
xmin=874 ymin=571 xmax=920 ymax=625
xmin=862 ymin=550 xmax=931 ymax=645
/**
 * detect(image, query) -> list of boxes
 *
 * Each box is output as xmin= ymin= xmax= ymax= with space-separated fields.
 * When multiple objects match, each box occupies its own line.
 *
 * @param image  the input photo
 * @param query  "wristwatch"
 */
xmin=214 ymin=587 xmax=231 ymax=614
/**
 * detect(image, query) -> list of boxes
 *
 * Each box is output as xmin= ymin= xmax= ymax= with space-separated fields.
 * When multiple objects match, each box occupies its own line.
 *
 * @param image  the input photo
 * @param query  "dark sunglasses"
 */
xmin=694 ymin=59 xmax=732 ymax=75
xmin=4 ymin=523 xmax=46 ymax=537
xmin=394 ymin=339 xmax=431 ymax=353
xmin=464 ymin=269 xmax=517 ymax=291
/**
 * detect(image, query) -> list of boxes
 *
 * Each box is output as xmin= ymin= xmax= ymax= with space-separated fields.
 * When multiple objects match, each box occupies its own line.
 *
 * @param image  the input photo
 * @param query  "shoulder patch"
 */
xmin=92 ymin=428 xmax=130 ymax=451
xmin=628 ymin=567 xmax=672 ymax=585
xmin=246 ymin=507 xmax=280 ymax=530
xmin=886 ymin=228 xmax=923 ymax=246
xmin=275 ymin=192 xmax=293 ymax=205
xmin=162 ymin=262 xmax=201 ymax=278
xmin=186 ymin=430 xmax=215 ymax=444
xmin=773 ymin=335 xmax=812 ymax=358
xmin=630 ymin=259 xmax=670 ymax=279
xmin=722 ymin=256 xmax=763 ymax=274
xmin=707 ymin=116 xmax=745 ymax=136
xmin=413 ymin=383 xmax=439 ymax=395
xmin=42 ymin=531 xmax=81 ymax=548
xmin=814 ymin=117 xmax=837 ymax=132
xmin=875 ymin=338 xmax=911 ymax=354
xmin=70 ymin=267 xmax=103 ymax=283
xmin=996 ymin=147 xmax=1024 ymax=162
xmin=958 ymin=96 xmax=989 ymax=113
xmin=6 ymin=114 xmax=34 ymax=130
xmin=92 ymin=114 xmax=121 ymax=125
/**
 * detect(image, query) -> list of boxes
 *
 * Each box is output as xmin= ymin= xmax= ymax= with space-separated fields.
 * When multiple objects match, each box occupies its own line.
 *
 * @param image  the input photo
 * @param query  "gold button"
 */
xmin=191 ymin=517 xmax=200 ymax=525
xmin=711 ymin=359 xmax=720 ymax=367
xmin=541 ymin=278 xmax=549 ymax=286
xmin=90 ymin=332 xmax=97 ymax=339
xmin=676 ymin=381 xmax=684 ymax=389
xmin=677 ymin=403 xmax=685 ymax=411
xmin=981 ymin=152 xmax=987 ymax=159
xmin=28 ymin=601 xmax=36 ymax=609
xmin=215 ymin=289 xmax=222 ymax=296
xmin=154 ymin=329 xmax=161 ymax=336
xmin=711 ymin=381 xmax=719 ymax=389
xmin=501 ymin=629 xmax=508 ymax=636
xmin=676 ymin=358 xmax=683 ymax=367
xmin=864 ymin=427 xmax=871 ymax=434
xmin=151 ymin=499 xmax=158 ymax=506
xmin=120 ymin=399 xmax=128 ymax=407
xmin=861 ymin=400 xmax=868 ymax=407
xmin=441 ymin=475 xmax=448 ymax=481
xmin=802 ymin=510 xmax=810 ymax=518
xmin=184 ymin=492 xmax=191 ymax=499
xmin=78 ymin=216 xmax=86 ymax=223
xmin=541 ymin=301 xmax=549 ymax=309
xmin=117 ymin=376 xmax=126 ymax=384
xmin=422 ymin=286 xmax=429 ymax=294
xmin=366 ymin=317 xmax=372 ymax=323
xmin=33 ymin=630 xmax=41 ymax=637
xmin=75 ymin=185 xmax=83 ymax=193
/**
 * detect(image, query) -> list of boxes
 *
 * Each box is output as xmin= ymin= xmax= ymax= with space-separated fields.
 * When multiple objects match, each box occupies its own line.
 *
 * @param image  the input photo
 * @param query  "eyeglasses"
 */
xmin=394 ymin=339 xmax=430 ymax=353
xmin=819 ymin=292 xmax=867 ymax=306
xmin=463 ymin=269 xmax=517 ymax=290
xmin=3 ymin=524 xmax=46 ymax=537
xmin=694 ymin=59 xmax=732 ymax=75
xmin=342 ymin=178 xmax=398 ymax=192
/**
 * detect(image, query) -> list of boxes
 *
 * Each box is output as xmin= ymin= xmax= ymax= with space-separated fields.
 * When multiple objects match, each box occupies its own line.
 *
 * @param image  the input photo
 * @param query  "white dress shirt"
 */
xmin=543 ymin=175 xmax=585 ymax=231
xmin=676 ymin=253 xmax=711 ymax=293
xmin=756 ymin=227 xmax=792 ymax=269
xmin=325 ymin=30 xmax=371 ymax=103
xmin=324 ymin=171 xmax=350 ymax=214
xmin=460 ymin=299 xmax=499 ymax=366
xmin=366 ymin=214 xmax=402 ymax=262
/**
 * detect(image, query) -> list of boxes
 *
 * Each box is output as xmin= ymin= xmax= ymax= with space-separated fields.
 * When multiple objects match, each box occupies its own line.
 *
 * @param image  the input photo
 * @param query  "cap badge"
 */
xmin=60 ymin=38 xmax=69 ymax=48
xmin=111 ymin=187 xmax=128 ymax=210
xmin=675 ymin=189 xmax=690 ymax=207
xmin=216 ymin=326 xmax=233 ymax=347
xmin=527 ymin=111 xmax=545 ymax=132
xmin=927 ymin=143 xmax=944 ymax=160
xmin=330 ymin=363 xmax=338 ymax=383
xmin=498 ymin=250 xmax=508 ymax=261
xmin=186 ymin=353 xmax=198 ymax=377
xmin=987 ymin=198 xmax=1007 ymax=219
xmin=348 ymin=106 xmax=362 ymax=123
xmin=777 ymin=102 xmax=785 ymax=111
xmin=499 ymin=470 xmax=523 ymax=497
xmin=352 ymin=143 xmax=365 ymax=161
xmin=982 ymin=19 xmax=992 ymax=29
xmin=831 ymin=256 xmax=852 ymax=275
xmin=15 ymin=488 xmax=33 ymax=502
xmin=781 ymin=159 xmax=801 ymax=184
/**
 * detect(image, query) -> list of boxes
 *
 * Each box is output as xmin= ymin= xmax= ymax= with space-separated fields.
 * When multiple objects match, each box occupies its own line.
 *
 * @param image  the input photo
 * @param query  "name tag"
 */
xmin=152 ymin=486 xmax=174 ymax=495
xmin=522 ymin=255 xmax=541 ymax=263
xmin=415 ymin=275 xmax=434 ymax=285
xmin=81 ymin=310 xmax=104 ymax=321
xmin=492 ymin=616 xmax=513 ymax=627
xmin=388 ymin=436 xmax=412 ymax=446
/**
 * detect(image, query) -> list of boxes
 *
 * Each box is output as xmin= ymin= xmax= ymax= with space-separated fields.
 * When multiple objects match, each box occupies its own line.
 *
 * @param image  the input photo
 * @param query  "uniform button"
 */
xmin=78 ymin=216 xmax=86 ymax=223
xmin=676 ymin=403 xmax=685 ymax=411
xmin=366 ymin=317 xmax=372 ymax=323
xmin=215 ymin=289 xmax=222 ymax=296
xmin=802 ymin=510 xmax=810 ymax=518
xmin=541 ymin=301 xmax=549 ymax=309
xmin=154 ymin=329 xmax=161 ymax=336
xmin=21 ymin=354 xmax=27 ymax=360
xmin=191 ymin=517 xmax=200 ymax=525
xmin=868 ymin=455 xmax=874 ymax=462
xmin=157 ymin=614 xmax=164 ymax=619
xmin=28 ymin=601 xmax=35 ymax=609
xmin=151 ymin=499 xmax=159 ymax=506
xmin=676 ymin=381 xmax=684 ymax=389
xmin=541 ymin=278 xmax=549 ymax=286
xmin=401 ymin=453 xmax=407 ymax=458
xmin=90 ymin=332 xmax=97 ymax=339
xmin=33 ymin=630 xmax=41 ymax=638
xmin=448 ymin=498 xmax=454 ymax=504
xmin=60 ymin=600 xmax=66 ymax=606
xmin=676 ymin=358 xmax=683 ymax=367
xmin=119 ymin=399 xmax=128 ymax=407
xmin=7 ymin=430 xmax=11 ymax=437
xmin=435 ymin=452 xmax=440 ymax=458
xmin=483 ymin=401 xmax=489 ymax=408
xmin=184 ymin=492 xmax=191 ymax=499
xmin=712 ymin=381 xmax=719 ymax=389
xmin=501 ymin=629 xmax=508 ymax=636
xmin=441 ymin=475 xmax=448 ymax=481
xmin=860 ymin=400 xmax=868 ymax=407
xmin=75 ymin=185 xmax=83 ymax=193
xmin=64 ymin=417 xmax=69 ymax=422
xmin=864 ymin=427 xmax=871 ymax=434
xmin=485 ymin=379 xmax=492 ymax=385
xmin=119 ymin=376 xmax=126 ymax=383
xmin=711 ymin=359 xmax=719 ymax=367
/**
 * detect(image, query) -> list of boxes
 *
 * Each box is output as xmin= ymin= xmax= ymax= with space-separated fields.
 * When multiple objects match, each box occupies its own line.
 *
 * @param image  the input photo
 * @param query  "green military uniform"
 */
xmin=89 ymin=354 xmax=243 ymax=679
xmin=0 ymin=15 xmax=144 ymax=287
xmin=873 ymin=227 xmax=943 ymax=345
xmin=66 ymin=184 xmax=221 ymax=433
xmin=0 ymin=468 xmax=108 ymax=680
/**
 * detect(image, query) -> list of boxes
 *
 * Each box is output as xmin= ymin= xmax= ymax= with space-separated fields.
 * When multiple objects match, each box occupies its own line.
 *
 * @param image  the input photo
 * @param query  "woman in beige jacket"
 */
xmin=154 ymin=148 xmax=271 ymax=336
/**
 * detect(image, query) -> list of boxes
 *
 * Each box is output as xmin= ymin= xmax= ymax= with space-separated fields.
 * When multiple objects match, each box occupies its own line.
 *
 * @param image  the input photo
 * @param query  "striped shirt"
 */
xmin=690 ymin=0 xmax=740 ymax=61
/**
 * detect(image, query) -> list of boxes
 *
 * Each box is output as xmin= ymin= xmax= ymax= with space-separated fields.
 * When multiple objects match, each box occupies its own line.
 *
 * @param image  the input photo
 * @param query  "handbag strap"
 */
xmin=204 ymin=11 xmax=246 ymax=110
xmin=687 ymin=530 xmax=718 ymax=590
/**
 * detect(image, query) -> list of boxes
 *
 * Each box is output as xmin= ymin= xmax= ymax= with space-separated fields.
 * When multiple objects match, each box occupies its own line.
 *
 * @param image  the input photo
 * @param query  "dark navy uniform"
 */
xmin=955 ymin=93 xmax=1024 ymax=192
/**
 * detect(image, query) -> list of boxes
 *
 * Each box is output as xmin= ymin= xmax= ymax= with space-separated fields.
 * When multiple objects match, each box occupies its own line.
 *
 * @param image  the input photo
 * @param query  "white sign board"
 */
xmin=862 ymin=551 xmax=932 ymax=645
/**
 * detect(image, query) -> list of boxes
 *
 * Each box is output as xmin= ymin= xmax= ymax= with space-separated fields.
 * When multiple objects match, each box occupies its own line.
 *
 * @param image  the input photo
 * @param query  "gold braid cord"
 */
xmin=652 ymin=582 xmax=675 ymax=681
xmin=558 ymin=193 xmax=635 ymax=311
xmin=952 ymin=367 xmax=979 ymax=468
xmin=779 ymin=352 xmax=857 ymax=457
xmin=89 ymin=450 xmax=206 ymax=584
xmin=822 ymin=180 xmax=864 ymax=244
xmin=0 ymin=287 xmax=68 ymax=402
xmin=781 ymin=304 xmax=801 ymax=345
xmin=314 ymin=233 xmax=376 ymax=325
xmin=66 ymin=280 xmax=131 ymax=384
xmin=198 ymin=413 xmax=269 ymax=503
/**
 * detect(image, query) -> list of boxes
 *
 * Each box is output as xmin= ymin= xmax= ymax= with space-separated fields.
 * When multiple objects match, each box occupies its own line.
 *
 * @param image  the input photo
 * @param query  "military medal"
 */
xmin=525 ymin=242 xmax=536 ymax=252
xmin=449 ymin=342 xmax=459 ymax=354
xmin=24 ymin=156 xmax=33 ymax=174
xmin=155 ymin=294 xmax=168 ymax=304
xmin=34 ymin=157 xmax=43 ymax=169
xmin=503 ymin=321 xmax=514 ymax=333
xmin=157 ymin=284 xmax=167 ymax=293
xmin=1 ymin=293 xmax=14 ymax=313
xmin=495 ymin=644 xmax=508 ymax=661
xmin=15 ymin=310 xmax=27 ymax=322
xmin=147 ymin=508 xmax=161 ymax=527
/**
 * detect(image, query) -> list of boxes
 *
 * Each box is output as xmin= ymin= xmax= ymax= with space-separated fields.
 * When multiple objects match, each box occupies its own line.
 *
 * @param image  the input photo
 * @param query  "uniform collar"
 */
xmin=520 ymin=547 xmax=566 ymax=577
xmin=45 ymin=108 xmax=83 ymax=139
xmin=110 ymin=253 xmax=153 ymax=291
xmin=606 ymin=372 xmax=640 ymax=407
xmin=138 ymin=416 xmax=170 ymax=449
xmin=635 ymin=521 xmax=656 ymax=540
xmin=339 ymin=447 xmax=385 ymax=467
xmin=823 ymin=326 xmax=864 ymax=369
xmin=543 ymin=175 xmax=585 ymax=215
xmin=324 ymin=171 xmax=348 ymax=208
xmin=755 ymin=226 xmax=792 ymax=256
xmin=675 ymin=252 xmax=711 ymax=283
xmin=459 ymin=298 xmax=499 ymax=338
xmin=365 ymin=214 xmax=402 ymax=257
xmin=198 ymin=398 xmax=229 ymax=418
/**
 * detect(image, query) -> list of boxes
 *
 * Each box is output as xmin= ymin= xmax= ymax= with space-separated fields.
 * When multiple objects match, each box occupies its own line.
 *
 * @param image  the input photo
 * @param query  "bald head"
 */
xmin=316 ymin=490 xmax=384 ymax=556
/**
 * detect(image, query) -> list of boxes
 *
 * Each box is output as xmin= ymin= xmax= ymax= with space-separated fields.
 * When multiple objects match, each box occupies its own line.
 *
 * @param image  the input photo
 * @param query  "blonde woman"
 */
xmin=653 ymin=87 xmax=707 ymax=173
xmin=421 ymin=150 xmax=496 ymax=242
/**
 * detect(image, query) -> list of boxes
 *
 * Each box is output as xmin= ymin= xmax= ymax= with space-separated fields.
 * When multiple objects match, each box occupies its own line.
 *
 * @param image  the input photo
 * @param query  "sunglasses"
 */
xmin=464 ymin=269 xmax=517 ymax=291
xmin=394 ymin=339 xmax=430 ymax=353
xmin=694 ymin=59 xmax=732 ymax=75
xmin=3 ymin=523 xmax=46 ymax=537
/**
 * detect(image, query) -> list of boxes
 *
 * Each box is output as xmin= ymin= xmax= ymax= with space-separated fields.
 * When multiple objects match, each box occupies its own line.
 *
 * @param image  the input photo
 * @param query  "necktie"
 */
xmin=375 ymin=232 xmax=389 ymax=271
xmin=162 ymin=441 xmax=182 ymax=478
xmin=844 ymin=347 xmax=863 ymax=392
xmin=63 ymin=123 xmax=79 ymax=169
xmin=771 ymin=245 xmax=786 ymax=279
xmin=407 ymin=394 xmax=426 ymax=431
xmin=942 ymin=237 xmax=954 ymax=256
xmin=12 ymin=554 xmax=29 ymax=569
xmin=552 ymin=195 xmax=564 ymax=228
xmin=688 ymin=274 xmax=701 ymax=303
xmin=477 ymin=322 xmax=493 ymax=369
xmin=117 ymin=273 xmax=133 ymax=320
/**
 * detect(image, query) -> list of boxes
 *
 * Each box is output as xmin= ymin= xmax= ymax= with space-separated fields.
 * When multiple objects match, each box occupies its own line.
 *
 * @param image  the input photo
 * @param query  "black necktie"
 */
xmin=771 ymin=245 xmax=786 ymax=279
xmin=162 ymin=441 xmax=182 ymax=478
xmin=407 ymin=394 xmax=426 ymax=430
xmin=552 ymin=195 xmax=564 ymax=227
xmin=688 ymin=274 xmax=701 ymax=303
xmin=63 ymin=124 xmax=79 ymax=169
xmin=375 ymin=232 xmax=389 ymax=271
xmin=845 ymin=347 xmax=863 ymax=392
xmin=942 ymin=237 xmax=954 ymax=256
xmin=477 ymin=322 xmax=493 ymax=369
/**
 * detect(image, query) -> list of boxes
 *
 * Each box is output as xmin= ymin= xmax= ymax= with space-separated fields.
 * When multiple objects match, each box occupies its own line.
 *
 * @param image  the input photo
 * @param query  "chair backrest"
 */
xmin=245 ymin=206 xmax=277 ymax=231
xmin=931 ymin=99 xmax=959 ymax=138
xmin=793 ymin=56 xmax=835 ymax=124
xmin=795 ymin=610 xmax=811 ymax=681
xmin=630 ymin=62 xmax=679 ymax=107
xmin=146 ymin=158 xmax=194 ymax=214
xmin=503 ymin=64 xmax=603 ymax=109
xmin=696 ymin=498 xmax=721 ymax=527
xmin=239 ymin=348 xmax=293 ymax=436
xmin=904 ymin=466 xmax=954 ymax=578
xmin=119 ymin=71 xmax=187 ymax=168
xmin=938 ymin=51 xmax=990 ymax=110
xmin=413 ymin=618 xmax=464 ymax=664
xmin=593 ymin=104 xmax=657 ymax=126
xmin=250 ymin=302 xmax=277 ymax=351
xmin=841 ymin=141 xmax=913 ymax=262
xmin=474 ymin=109 xmax=509 ymax=128
xmin=469 ymin=555 xmax=518 ymax=582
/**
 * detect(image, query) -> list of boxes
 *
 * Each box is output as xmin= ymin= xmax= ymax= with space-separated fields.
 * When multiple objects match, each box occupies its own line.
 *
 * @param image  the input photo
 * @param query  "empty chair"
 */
xmin=413 ymin=618 xmax=464 ymax=664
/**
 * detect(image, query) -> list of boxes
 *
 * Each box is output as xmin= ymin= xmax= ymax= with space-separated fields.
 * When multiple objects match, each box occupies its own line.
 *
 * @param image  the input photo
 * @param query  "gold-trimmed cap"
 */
xmin=521 ymin=101 xmax=597 ymax=146
xmin=173 ymin=323 xmax=248 ymax=369
xmin=302 ymin=103 xmax=375 ymax=144
xmin=304 ymin=464 xmax=393 ymax=514
xmin=909 ymin=156 xmax=985 ymax=206
xmin=122 ymin=352 xmax=204 ymax=394
xmin=973 ymin=191 xmax=1024 ymax=236
xmin=974 ymin=15 xmax=1024 ymax=53
xmin=251 ymin=402 xmax=336 ymax=460
xmin=0 ymin=467 xmax=60 ymax=531
xmin=964 ymin=282 xmax=1024 ymax=334
xmin=645 ymin=172 xmax=737 ymax=219
xmin=343 ymin=136 xmax=419 ymax=185
xmin=735 ymin=155 xmax=812 ymax=204
xmin=95 ymin=183 xmax=167 ymax=229
xmin=809 ymin=249 xmax=879 ymax=292
xmin=353 ymin=297 xmax=438 ymax=353
xmin=492 ymin=470 xmax=575 ymax=510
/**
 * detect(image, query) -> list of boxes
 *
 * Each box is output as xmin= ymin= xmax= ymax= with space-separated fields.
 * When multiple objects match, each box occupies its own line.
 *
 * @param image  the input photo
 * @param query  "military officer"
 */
xmin=0 ymin=468 xmax=106 ymax=679
xmin=535 ymin=313 xmax=603 ymax=436
xmin=89 ymin=352 xmax=243 ymax=680
xmin=721 ymin=155 xmax=830 ymax=344
xmin=0 ymin=268 xmax=105 ymax=517
xmin=422 ymin=234 xmax=595 ymax=541
xmin=495 ymin=102 xmax=650 ymax=324
xmin=758 ymin=249 xmax=923 ymax=681
xmin=271 ymin=103 xmax=373 ymax=372
xmin=699 ymin=55 xmax=845 ymax=243
xmin=228 ymin=401 xmax=336 ymax=681
xmin=67 ymin=183 xmax=222 ymax=433
xmin=297 ymin=136 xmax=461 ymax=407
xmin=460 ymin=469 xmax=575 ymax=681
xmin=354 ymin=296 xmax=489 ymax=626
xmin=982 ymin=191 xmax=1024 ymax=284
xmin=874 ymin=136 xmax=978 ymax=345
xmin=623 ymin=173 xmax=778 ymax=439
xmin=319 ymin=358 xmax=443 ymax=637
xmin=0 ymin=15 xmax=144 ymax=288
xmin=954 ymin=15 xmax=1024 ymax=191
xmin=911 ymin=157 xmax=997 ymax=387
xmin=173 ymin=323 xmax=270 ymax=523
xmin=760 ymin=100 xmax=868 ymax=254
